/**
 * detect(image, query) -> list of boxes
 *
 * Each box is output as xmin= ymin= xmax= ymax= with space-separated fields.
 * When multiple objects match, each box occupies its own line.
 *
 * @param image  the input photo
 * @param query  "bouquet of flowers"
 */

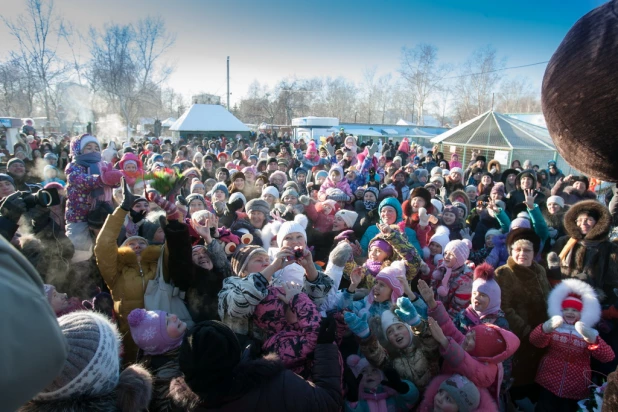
xmin=144 ymin=168 xmax=182 ymax=197
xmin=578 ymin=381 xmax=607 ymax=412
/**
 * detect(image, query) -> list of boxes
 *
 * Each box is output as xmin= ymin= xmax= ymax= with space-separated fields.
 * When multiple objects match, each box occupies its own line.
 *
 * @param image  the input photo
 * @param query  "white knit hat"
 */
xmin=546 ymin=195 xmax=565 ymax=208
xmin=335 ymin=209 xmax=358 ymax=229
xmin=429 ymin=226 xmax=451 ymax=253
xmin=431 ymin=198 xmax=443 ymax=214
xmin=431 ymin=166 xmax=443 ymax=177
xmin=261 ymin=185 xmax=280 ymax=199
xmin=276 ymin=214 xmax=308 ymax=248
xmin=229 ymin=192 xmax=247 ymax=206
xmin=450 ymin=167 xmax=464 ymax=176
xmin=34 ymin=311 xmax=120 ymax=401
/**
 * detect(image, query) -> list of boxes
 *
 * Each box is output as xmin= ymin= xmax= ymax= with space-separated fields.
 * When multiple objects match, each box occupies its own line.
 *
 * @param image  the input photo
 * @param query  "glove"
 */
xmin=418 ymin=207 xmax=430 ymax=227
xmin=176 ymin=194 xmax=188 ymax=206
xmin=326 ymin=142 xmax=335 ymax=156
xmin=542 ymin=315 xmax=564 ymax=333
xmin=367 ymin=143 xmax=377 ymax=157
xmin=344 ymin=312 xmax=370 ymax=338
xmin=575 ymin=321 xmax=599 ymax=343
xmin=0 ymin=192 xmax=26 ymax=223
xmin=120 ymin=177 xmax=136 ymax=211
xmin=100 ymin=164 xmax=123 ymax=186
xmin=130 ymin=209 xmax=146 ymax=224
xmin=299 ymin=195 xmax=311 ymax=206
xmin=439 ymin=186 xmax=447 ymax=199
xmin=317 ymin=315 xmax=337 ymax=344
xmin=381 ymin=368 xmax=410 ymax=394
xmin=395 ymin=297 xmax=421 ymax=327
xmin=329 ymin=241 xmax=353 ymax=267
xmin=547 ymin=252 xmax=560 ymax=270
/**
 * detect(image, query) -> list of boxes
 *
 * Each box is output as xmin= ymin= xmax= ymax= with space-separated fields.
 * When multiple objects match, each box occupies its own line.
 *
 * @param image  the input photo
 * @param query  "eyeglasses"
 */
xmin=576 ymin=217 xmax=596 ymax=225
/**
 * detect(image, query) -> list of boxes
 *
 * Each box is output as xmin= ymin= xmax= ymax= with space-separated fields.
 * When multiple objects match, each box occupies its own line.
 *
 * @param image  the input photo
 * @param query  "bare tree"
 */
xmin=134 ymin=16 xmax=175 ymax=90
xmin=496 ymin=77 xmax=541 ymax=113
xmin=400 ymin=44 xmax=451 ymax=125
xmin=4 ymin=0 xmax=68 ymax=122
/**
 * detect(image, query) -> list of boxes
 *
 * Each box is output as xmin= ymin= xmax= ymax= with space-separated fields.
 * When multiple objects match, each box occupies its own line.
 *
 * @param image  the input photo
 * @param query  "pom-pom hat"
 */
xmin=128 ymin=309 xmax=184 ymax=356
xmin=472 ymin=263 xmax=501 ymax=316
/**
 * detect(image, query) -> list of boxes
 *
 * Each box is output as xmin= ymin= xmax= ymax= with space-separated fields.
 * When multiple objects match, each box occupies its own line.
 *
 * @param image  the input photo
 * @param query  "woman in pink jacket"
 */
xmin=419 ymin=280 xmax=520 ymax=406
xmin=530 ymin=279 xmax=614 ymax=411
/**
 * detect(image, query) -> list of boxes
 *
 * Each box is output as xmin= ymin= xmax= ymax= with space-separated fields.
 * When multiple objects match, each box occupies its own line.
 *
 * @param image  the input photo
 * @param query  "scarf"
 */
xmin=560 ymin=238 xmax=603 ymax=267
xmin=364 ymin=200 xmax=376 ymax=211
xmin=75 ymin=152 xmax=102 ymax=175
xmin=366 ymin=259 xmax=383 ymax=276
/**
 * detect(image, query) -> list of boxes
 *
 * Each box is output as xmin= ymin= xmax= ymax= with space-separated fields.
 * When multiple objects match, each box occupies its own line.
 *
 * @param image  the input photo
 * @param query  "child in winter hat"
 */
xmin=334 ymin=209 xmax=358 ymax=231
xmin=530 ymin=279 xmax=614 ymax=405
xmin=419 ymin=374 xmax=483 ymax=412
xmin=44 ymin=284 xmax=86 ymax=317
xmin=345 ymin=354 xmax=420 ymax=411
xmin=431 ymin=239 xmax=473 ymax=318
xmin=128 ymin=308 xmax=187 ymax=356
xmin=190 ymin=178 xmax=205 ymax=195
xmin=26 ymin=311 xmax=153 ymax=410
xmin=422 ymin=226 xmax=450 ymax=277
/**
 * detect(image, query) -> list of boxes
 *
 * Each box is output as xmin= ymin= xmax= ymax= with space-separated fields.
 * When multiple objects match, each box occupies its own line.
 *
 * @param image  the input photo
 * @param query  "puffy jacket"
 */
xmin=218 ymin=273 xmax=269 ymax=336
xmin=530 ymin=323 xmax=614 ymax=399
xmin=417 ymin=374 xmax=498 ymax=412
xmin=429 ymin=302 xmax=520 ymax=403
xmin=95 ymin=207 xmax=170 ymax=363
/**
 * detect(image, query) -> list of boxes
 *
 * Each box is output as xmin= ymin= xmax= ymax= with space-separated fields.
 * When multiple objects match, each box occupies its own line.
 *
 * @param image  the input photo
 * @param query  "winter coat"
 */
xmin=494 ymin=257 xmax=551 ymax=387
xmin=360 ymin=200 xmax=422 ymax=258
xmin=360 ymin=328 xmax=440 ymax=390
xmin=485 ymin=234 xmax=509 ymax=268
xmin=344 ymin=382 xmax=418 ymax=412
xmin=542 ymin=205 xmax=569 ymax=247
xmin=65 ymin=161 xmax=107 ymax=223
xmin=506 ymin=188 xmax=547 ymax=218
xmin=552 ymin=200 xmax=618 ymax=306
xmin=164 ymin=221 xmax=232 ymax=323
xmin=429 ymin=302 xmax=520 ymax=402
xmin=217 ymin=272 xmax=269 ymax=336
xmin=401 ymin=201 xmax=436 ymax=249
xmin=304 ymin=202 xmax=335 ymax=233
xmin=551 ymin=181 xmax=597 ymax=206
xmin=431 ymin=264 xmax=473 ymax=318
xmin=318 ymin=176 xmax=354 ymax=202
xmin=94 ymin=207 xmax=170 ymax=363
xmin=417 ymin=374 xmax=499 ymax=412
xmin=253 ymin=289 xmax=320 ymax=375
xmin=19 ymin=364 xmax=153 ymax=412
xmin=471 ymin=210 xmax=500 ymax=250
xmin=443 ymin=178 xmax=464 ymax=197
xmin=168 ymin=344 xmax=343 ymax=412
xmin=530 ymin=323 xmax=614 ymax=399
xmin=143 ymin=348 xmax=183 ymax=412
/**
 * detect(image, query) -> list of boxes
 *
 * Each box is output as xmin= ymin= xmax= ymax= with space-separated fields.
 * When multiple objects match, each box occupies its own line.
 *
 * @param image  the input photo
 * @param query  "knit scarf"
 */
xmin=364 ymin=200 xmax=376 ymax=211
xmin=366 ymin=259 xmax=383 ymax=276
xmin=464 ymin=305 xmax=501 ymax=323
xmin=75 ymin=152 xmax=104 ymax=199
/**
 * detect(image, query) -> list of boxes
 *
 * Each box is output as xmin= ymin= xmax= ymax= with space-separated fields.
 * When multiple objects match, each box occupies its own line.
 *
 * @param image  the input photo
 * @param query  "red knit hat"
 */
xmin=562 ymin=293 xmax=583 ymax=312
xmin=468 ymin=324 xmax=507 ymax=359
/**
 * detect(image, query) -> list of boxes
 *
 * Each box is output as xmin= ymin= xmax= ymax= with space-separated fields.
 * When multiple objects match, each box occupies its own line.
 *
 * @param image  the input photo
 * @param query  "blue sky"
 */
xmin=0 ymin=0 xmax=606 ymax=105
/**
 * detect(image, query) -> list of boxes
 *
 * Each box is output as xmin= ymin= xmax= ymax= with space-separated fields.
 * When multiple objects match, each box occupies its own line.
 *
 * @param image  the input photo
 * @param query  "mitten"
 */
xmin=547 ymin=252 xmax=560 ymax=270
xmin=326 ymin=143 xmax=335 ymax=156
xmin=0 ymin=193 xmax=26 ymax=223
xmin=395 ymin=297 xmax=421 ymax=327
xmin=420 ymin=260 xmax=430 ymax=276
xmin=418 ymin=207 xmax=430 ymax=227
xmin=317 ymin=315 xmax=337 ymax=344
xmin=367 ymin=143 xmax=377 ymax=157
xmin=575 ymin=321 xmax=599 ymax=343
xmin=329 ymin=242 xmax=353 ymax=267
xmin=344 ymin=312 xmax=370 ymax=338
xmin=299 ymin=195 xmax=311 ymax=206
xmin=100 ymin=164 xmax=122 ymax=186
xmin=542 ymin=315 xmax=564 ymax=333
xmin=381 ymin=368 xmax=411 ymax=394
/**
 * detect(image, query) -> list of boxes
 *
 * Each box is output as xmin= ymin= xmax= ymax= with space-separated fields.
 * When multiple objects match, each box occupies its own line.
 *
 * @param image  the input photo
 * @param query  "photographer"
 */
xmin=551 ymin=174 xmax=597 ymax=206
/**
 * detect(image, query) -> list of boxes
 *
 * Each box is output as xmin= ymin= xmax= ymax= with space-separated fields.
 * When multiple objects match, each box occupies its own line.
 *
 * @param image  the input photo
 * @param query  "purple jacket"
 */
xmin=65 ymin=161 xmax=106 ymax=223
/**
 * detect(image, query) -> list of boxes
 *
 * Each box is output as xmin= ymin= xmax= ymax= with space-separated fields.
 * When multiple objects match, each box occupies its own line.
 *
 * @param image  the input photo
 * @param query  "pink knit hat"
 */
xmin=370 ymin=260 xmax=406 ymax=304
xmin=128 ymin=308 xmax=184 ymax=355
xmin=444 ymin=240 xmax=471 ymax=269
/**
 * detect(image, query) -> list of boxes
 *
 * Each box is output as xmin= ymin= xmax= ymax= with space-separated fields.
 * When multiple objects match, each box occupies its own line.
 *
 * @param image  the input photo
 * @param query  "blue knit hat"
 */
xmin=378 ymin=197 xmax=402 ymax=223
xmin=209 ymin=182 xmax=229 ymax=198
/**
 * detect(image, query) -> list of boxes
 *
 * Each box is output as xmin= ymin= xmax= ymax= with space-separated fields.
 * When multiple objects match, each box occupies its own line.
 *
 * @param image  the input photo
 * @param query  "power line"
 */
xmin=442 ymin=61 xmax=549 ymax=80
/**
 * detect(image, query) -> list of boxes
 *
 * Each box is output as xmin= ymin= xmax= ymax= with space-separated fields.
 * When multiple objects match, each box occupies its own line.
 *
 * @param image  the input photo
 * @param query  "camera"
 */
xmin=20 ymin=188 xmax=61 ymax=210
xmin=294 ymin=247 xmax=304 ymax=259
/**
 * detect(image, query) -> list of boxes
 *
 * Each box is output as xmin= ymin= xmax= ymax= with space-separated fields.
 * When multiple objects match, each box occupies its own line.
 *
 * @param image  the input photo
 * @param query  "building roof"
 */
xmin=170 ymin=104 xmax=249 ymax=132
xmin=430 ymin=110 xmax=555 ymax=150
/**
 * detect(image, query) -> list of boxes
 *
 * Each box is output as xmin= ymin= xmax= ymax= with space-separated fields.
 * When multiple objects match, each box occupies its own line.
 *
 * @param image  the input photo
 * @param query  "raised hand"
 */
xmin=542 ymin=315 xmax=564 ymax=333
xmin=395 ymin=297 xmax=421 ymax=326
xmin=575 ymin=321 xmax=599 ymax=343
xmin=417 ymin=279 xmax=437 ymax=309
xmin=427 ymin=317 xmax=448 ymax=347
xmin=278 ymin=281 xmax=303 ymax=304
xmin=523 ymin=189 xmax=538 ymax=209
xmin=348 ymin=266 xmax=364 ymax=293
xmin=343 ymin=312 xmax=370 ymax=338
xmin=120 ymin=177 xmax=137 ymax=211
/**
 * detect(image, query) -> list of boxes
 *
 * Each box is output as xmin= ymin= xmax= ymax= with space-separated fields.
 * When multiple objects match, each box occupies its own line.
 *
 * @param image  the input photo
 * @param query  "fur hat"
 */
xmin=438 ymin=374 xmax=480 ymax=412
xmin=276 ymin=214 xmax=308 ymax=248
xmin=335 ymin=209 xmax=358 ymax=229
xmin=34 ymin=311 xmax=121 ymax=401
xmin=541 ymin=0 xmax=618 ymax=182
xmin=410 ymin=187 xmax=432 ymax=206
xmin=547 ymin=279 xmax=601 ymax=326
xmin=128 ymin=309 xmax=184 ymax=355
xmin=506 ymin=228 xmax=541 ymax=255
xmin=472 ymin=263 xmax=501 ymax=316
xmin=370 ymin=260 xmax=406 ymax=304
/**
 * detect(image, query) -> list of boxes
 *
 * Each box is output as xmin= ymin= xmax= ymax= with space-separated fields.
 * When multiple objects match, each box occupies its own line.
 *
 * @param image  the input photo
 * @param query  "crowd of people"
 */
xmin=3 ymin=121 xmax=618 ymax=412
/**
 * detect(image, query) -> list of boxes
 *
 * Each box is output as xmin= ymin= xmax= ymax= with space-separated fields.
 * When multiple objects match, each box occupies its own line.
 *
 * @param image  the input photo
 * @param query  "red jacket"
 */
xmin=417 ymin=374 xmax=498 ymax=412
xmin=529 ymin=323 xmax=614 ymax=399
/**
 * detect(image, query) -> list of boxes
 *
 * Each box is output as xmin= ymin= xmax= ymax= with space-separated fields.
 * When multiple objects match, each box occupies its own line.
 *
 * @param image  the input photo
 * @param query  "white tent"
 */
xmin=170 ymin=104 xmax=249 ymax=133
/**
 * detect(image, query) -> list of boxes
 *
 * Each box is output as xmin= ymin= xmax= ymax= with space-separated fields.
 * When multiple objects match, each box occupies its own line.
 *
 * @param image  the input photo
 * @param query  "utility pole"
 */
xmin=227 ymin=56 xmax=230 ymax=111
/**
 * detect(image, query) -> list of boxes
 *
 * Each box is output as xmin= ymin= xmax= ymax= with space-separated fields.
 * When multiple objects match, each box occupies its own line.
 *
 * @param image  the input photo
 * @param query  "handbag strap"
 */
xmin=155 ymin=245 xmax=165 ymax=282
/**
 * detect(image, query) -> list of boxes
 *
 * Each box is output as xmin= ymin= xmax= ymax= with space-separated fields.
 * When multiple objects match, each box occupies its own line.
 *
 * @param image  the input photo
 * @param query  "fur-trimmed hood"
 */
xmin=547 ymin=279 xmax=601 ymax=326
xmin=563 ymin=200 xmax=612 ymax=241
xmin=487 ymin=159 xmax=501 ymax=173
xmin=448 ymin=189 xmax=471 ymax=218
xmin=20 ymin=364 xmax=153 ymax=412
xmin=117 ymin=244 xmax=162 ymax=266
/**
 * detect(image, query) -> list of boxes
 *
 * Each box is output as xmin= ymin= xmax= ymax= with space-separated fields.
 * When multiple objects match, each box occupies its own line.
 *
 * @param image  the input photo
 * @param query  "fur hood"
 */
xmin=563 ymin=200 xmax=612 ymax=241
xmin=20 ymin=364 xmax=153 ymax=412
xmin=487 ymin=159 xmax=501 ymax=173
xmin=448 ymin=190 xmax=471 ymax=218
xmin=117 ymin=244 xmax=162 ymax=266
xmin=168 ymin=353 xmax=285 ymax=410
xmin=547 ymin=279 xmax=601 ymax=326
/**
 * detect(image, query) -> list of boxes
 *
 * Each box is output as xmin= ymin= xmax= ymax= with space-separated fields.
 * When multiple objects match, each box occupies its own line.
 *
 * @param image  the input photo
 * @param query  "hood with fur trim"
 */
xmin=563 ymin=200 xmax=612 ymax=241
xmin=547 ymin=279 xmax=601 ymax=326
xmin=487 ymin=159 xmax=501 ymax=173
xmin=448 ymin=190 xmax=471 ymax=217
